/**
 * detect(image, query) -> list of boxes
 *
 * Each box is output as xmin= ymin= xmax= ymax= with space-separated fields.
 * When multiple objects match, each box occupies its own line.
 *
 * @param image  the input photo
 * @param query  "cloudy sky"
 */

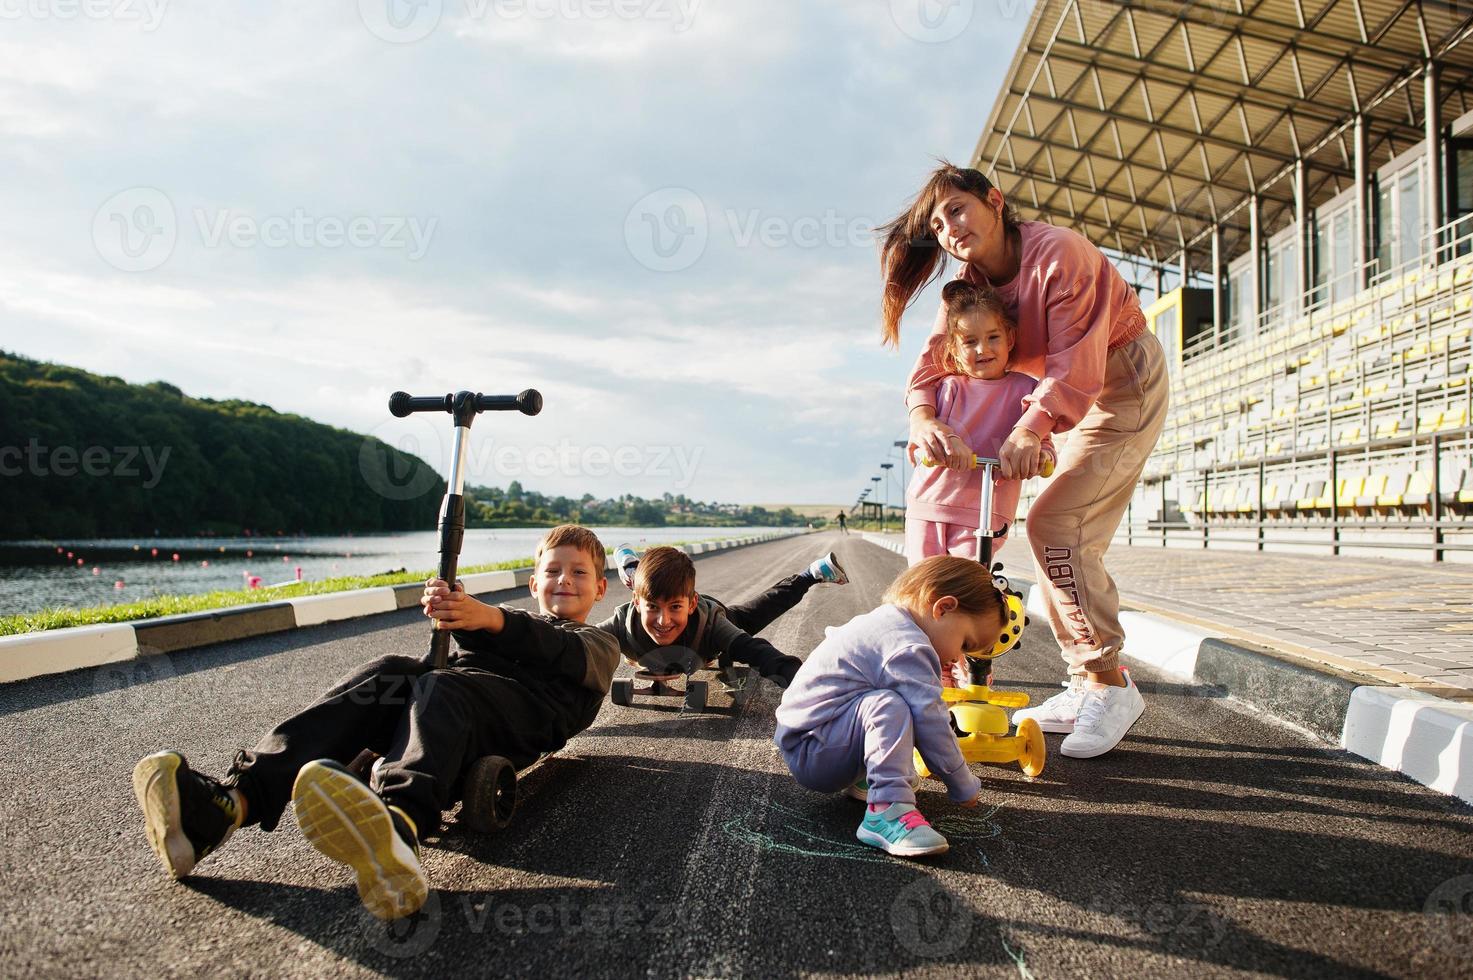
xmin=0 ymin=0 xmax=1034 ymax=506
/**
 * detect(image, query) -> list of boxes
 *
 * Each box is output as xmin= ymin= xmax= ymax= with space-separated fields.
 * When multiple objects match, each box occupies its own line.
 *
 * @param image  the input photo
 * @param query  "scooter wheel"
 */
xmin=684 ymin=680 xmax=708 ymax=711
xmin=1017 ymin=717 xmax=1046 ymax=778
xmin=463 ymin=754 xmax=517 ymax=833
xmin=611 ymin=679 xmax=634 ymax=706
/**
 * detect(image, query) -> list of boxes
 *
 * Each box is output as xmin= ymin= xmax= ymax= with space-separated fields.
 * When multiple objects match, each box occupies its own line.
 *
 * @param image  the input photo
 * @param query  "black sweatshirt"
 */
xmin=452 ymin=605 xmax=621 ymax=742
xmin=596 ymin=596 xmax=796 ymax=680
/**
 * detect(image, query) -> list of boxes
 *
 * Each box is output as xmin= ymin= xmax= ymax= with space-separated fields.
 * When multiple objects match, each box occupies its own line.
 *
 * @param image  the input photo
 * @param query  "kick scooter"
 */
xmin=383 ymin=388 xmax=554 ymax=832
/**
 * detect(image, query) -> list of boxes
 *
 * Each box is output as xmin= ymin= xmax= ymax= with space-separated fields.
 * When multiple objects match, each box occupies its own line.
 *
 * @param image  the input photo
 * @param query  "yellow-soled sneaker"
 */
xmin=291 ymin=759 xmax=428 ymax=920
xmin=132 ymin=750 xmax=242 ymax=879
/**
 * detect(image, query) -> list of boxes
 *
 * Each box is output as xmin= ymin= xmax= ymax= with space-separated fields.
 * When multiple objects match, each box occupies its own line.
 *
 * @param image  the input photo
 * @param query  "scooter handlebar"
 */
xmin=919 ymin=453 xmax=1055 ymax=478
xmin=389 ymin=389 xmax=543 ymax=418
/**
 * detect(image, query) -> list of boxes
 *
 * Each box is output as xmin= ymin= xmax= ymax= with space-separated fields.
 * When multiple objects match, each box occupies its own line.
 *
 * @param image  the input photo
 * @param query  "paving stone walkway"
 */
xmin=1086 ymin=546 xmax=1473 ymax=699
xmin=866 ymin=532 xmax=1473 ymax=699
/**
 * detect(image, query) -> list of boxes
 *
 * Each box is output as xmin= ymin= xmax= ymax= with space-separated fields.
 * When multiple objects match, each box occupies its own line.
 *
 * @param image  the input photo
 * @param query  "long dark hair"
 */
xmin=878 ymin=162 xmax=1021 ymax=348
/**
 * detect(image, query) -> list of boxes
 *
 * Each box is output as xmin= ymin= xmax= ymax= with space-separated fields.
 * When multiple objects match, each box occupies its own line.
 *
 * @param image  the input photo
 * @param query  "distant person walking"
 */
xmin=836 ymin=511 xmax=848 ymax=534
xmin=879 ymin=163 xmax=1167 ymax=759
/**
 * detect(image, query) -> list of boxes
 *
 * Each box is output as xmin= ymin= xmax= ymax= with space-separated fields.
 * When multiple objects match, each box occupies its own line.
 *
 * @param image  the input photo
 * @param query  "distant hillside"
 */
xmin=0 ymin=352 xmax=444 ymax=537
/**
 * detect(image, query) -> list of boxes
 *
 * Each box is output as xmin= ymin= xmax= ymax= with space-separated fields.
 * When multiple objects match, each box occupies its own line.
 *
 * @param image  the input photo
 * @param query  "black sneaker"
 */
xmin=132 ymin=750 xmax=242 ymax=879
xmin=292 ymin=759 xmax=428 ymax=921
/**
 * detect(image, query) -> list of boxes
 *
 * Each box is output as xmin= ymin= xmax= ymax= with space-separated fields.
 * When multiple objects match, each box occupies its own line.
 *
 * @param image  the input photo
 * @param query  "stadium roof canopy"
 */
xmin=973 ymin=0 xmax=1473 ymax=275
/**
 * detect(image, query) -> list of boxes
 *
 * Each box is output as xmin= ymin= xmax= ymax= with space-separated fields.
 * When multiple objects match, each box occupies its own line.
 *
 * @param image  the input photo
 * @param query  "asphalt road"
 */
xmin=2 ymin=532 xmax=1471 ymax=979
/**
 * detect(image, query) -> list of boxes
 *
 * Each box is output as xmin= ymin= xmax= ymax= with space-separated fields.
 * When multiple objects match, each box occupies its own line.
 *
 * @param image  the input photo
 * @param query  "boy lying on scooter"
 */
xmin=131 ymin=524 xmax=620 ymax=921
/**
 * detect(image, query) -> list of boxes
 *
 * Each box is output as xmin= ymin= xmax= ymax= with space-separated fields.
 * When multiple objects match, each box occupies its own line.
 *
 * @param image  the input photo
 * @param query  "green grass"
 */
xmin=0 ymin=531 xmax=802 ymax=636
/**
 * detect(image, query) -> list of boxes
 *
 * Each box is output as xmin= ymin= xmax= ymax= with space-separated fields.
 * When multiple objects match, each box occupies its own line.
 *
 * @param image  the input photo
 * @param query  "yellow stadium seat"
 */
xmin=1419 ymin=409 xmax=1445 ymax=432
xmin=1336 ymin=476 xmax=1366 ymax=508
xmin=1454 ymin=264 xmax=1472 ymax=285
xmin=1401 ymin=471 xmax=1435 ymax=505
xmin=1298 ymin=480 xmax=1327 ymax=509
xmin=1438 ymin=408 xmax=1469 ymax=432
xmin=1375 ymin=472 xmax=1409 ymax=506
xmin=1374 ymin=418 xmax=1401 ymax=439
xmin=1357 ymin=474 xmax=1389 ymax=506
xmin=1337 ymin=426 xmax=1362 ymax=445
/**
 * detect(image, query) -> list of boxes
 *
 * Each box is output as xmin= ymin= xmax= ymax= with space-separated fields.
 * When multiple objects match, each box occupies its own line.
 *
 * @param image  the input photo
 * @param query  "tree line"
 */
xmin=0 ymin=352 xmax=443 ymax=537
xmin=464 ymin=482 xmax=810 ymax=528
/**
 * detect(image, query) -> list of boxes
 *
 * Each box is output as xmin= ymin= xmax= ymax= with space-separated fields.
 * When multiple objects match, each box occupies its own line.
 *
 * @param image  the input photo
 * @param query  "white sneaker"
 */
xmin=1012 ymin=678 xmax=1087 ymax=734
xmin=613 ymin=544 xmax=639 ymax=591
xmin=1059 ymin=676 xmax=1145 ymax=759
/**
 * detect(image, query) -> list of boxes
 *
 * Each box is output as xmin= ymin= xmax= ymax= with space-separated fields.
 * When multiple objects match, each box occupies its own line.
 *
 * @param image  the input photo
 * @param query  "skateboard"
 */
xmin=609 ymin=647 xmax=754 ymax=712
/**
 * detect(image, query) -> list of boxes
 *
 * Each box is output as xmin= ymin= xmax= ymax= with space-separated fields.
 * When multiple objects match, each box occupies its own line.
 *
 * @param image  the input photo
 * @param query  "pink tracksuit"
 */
xmin=907 ymin=220 xmax=1168 ymax=676
xmin=903 ymin=372 xmax=1056 ymax=565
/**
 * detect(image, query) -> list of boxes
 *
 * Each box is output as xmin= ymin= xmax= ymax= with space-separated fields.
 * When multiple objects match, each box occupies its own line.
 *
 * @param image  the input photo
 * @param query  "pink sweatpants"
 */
xmin=1024 ymin=331 xmax=1169 ymax=676
xmin=903 ymin=519 xmax=1010 ymax=566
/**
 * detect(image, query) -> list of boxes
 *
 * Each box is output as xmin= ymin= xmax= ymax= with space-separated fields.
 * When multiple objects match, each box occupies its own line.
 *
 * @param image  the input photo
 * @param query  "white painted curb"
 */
xmin=859 ymin=532 xmax=905 ymax=556
xmin=289 ymin=588 xmax=399 ymax=628
xmin=0 ymin=622 xmax=138 ymax=684
xmin=461 ymin=570 xmax=518 ymax=594
xmin=1342 ymin=687 xmax=1473 ymax=805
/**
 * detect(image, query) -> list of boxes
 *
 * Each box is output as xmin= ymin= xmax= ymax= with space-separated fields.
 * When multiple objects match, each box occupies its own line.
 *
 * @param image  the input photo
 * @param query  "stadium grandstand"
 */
xmin=990 ymin=0 xmax=1473 ymax=561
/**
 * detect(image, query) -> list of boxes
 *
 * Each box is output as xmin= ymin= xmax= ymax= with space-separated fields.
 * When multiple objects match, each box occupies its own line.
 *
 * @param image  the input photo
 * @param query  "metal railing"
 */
xmin=1118 ymin=425 xmax=1473 ymax=561
xmin=1175 ymin=213 xmax=1473 ymax=370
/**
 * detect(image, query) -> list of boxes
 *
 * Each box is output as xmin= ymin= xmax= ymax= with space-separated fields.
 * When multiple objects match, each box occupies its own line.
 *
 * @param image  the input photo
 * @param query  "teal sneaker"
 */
xmin=855 ymin=803 xmax=949 ymax=857
xmin=807 ymin=551 xmax=849 ymax=585
xmin=614 ymin=544 xmax=640 ymax=590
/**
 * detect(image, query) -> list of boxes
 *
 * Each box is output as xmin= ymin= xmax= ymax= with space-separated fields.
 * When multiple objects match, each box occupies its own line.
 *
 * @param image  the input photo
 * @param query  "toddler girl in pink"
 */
xmin=904 ymin=280 xmax=1056 ymax=566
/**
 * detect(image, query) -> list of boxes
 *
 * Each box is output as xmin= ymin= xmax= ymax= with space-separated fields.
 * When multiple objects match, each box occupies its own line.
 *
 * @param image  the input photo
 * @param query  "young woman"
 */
xmin=880 ymin=163 xmax=1168 ymax=760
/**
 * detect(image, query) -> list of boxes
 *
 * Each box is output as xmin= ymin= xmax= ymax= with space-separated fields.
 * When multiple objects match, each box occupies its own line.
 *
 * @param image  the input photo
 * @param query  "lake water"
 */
xmin=0 ymin=526 xmax=775 ymax=616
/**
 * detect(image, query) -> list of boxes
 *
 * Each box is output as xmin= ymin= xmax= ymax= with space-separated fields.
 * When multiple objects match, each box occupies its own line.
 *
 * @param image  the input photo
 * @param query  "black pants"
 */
xmin=225 ymin=655 xmax=554 ymax=836
xmin=724 ymin=573 xmax=816 ymax=636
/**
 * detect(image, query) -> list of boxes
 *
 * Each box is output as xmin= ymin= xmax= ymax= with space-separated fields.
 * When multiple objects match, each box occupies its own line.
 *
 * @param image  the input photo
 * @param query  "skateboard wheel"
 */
xmin=684 ymin=680 xmax=708 ymax=711
xmin=1017 ymin=717 xmax=1046 ymax=778
xmin=611 ymin=678 xmax=634 ymax=706
xmin=463 ymin=754 xmax=517 ymax=833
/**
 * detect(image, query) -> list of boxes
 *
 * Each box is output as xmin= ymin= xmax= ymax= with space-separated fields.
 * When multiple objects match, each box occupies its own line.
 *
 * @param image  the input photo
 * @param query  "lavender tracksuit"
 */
xmin=774 ymin=604 xmax=982 ymax=806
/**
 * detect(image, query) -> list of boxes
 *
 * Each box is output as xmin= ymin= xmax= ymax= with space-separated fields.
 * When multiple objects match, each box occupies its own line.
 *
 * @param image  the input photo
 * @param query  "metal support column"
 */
xmin=1295 ymin=157 xmax=1310 ymax=315
xmin=1426 ymin=61 xmax=1444 ymax=266
xmin=1249 ymin=193 xmax=1262 ymax=334
xmin=1354 ymin=114 xmax=1371 ymax=288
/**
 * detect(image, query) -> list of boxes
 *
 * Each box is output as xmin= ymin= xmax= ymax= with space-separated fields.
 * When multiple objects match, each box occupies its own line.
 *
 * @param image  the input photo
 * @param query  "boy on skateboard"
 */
xmin=598 ymin=546 xmax=847 ymax=688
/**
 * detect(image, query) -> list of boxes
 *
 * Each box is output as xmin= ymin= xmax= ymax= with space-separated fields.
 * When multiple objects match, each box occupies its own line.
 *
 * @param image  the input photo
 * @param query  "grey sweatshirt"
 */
xmin=774 ymin=603 xmax=981 ymax=803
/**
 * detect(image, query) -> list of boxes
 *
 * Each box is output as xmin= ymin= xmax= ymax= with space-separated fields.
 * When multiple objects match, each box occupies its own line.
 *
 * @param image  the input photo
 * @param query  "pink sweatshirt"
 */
xmin=906 ymin=221 xmax=1148 ymax=437
xmin=905 ymin=373 xmax=1056 ymax=531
